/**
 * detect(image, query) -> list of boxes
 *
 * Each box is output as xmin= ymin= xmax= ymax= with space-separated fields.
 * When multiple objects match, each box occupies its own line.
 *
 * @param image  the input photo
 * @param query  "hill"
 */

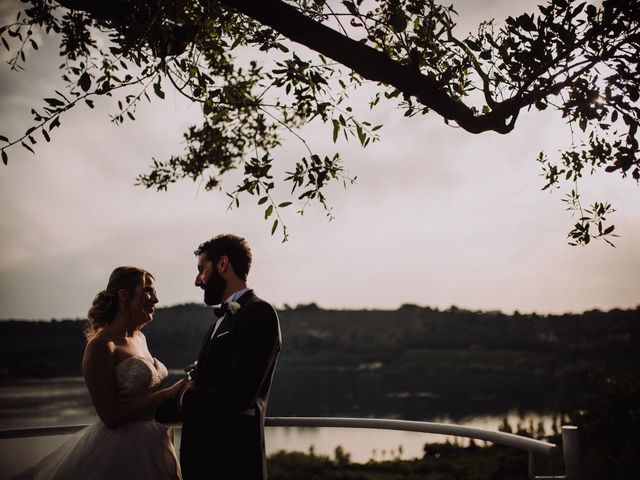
xmin=1 ymin=304 xmax=637 ymax=379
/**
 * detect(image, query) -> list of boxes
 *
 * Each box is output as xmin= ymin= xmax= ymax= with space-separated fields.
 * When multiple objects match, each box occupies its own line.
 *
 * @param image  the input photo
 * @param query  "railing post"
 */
xmin=528 ymin=451 xmax=536 ymax=480
xmin=562 ymin=426 xmax=580 ymax=480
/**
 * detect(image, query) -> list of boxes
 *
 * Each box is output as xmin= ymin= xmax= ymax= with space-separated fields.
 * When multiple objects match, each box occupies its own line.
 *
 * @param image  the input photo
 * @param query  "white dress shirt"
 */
xmin=210 ymin=287 xmax=250 ymax=340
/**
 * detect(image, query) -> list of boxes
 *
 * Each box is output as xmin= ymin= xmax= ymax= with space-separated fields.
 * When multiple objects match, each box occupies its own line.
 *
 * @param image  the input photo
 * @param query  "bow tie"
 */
xmin=213 ymin=302 xmax=230 ymax=318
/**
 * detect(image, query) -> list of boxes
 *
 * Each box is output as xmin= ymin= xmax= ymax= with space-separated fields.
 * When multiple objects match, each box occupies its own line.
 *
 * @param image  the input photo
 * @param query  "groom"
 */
xmin=163 ymin=234 xmax=281 ymax=480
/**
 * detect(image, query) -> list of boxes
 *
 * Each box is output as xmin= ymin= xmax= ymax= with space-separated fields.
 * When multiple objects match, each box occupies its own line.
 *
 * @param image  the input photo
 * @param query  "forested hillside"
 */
xmin=1 ymin=304 xmax=637 ymax=380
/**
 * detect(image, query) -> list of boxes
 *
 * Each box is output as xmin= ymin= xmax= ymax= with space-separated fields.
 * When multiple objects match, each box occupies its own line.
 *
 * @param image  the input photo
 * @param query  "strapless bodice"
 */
xmin=115 ymin=356 xmax=168 ymax=402
xmin=8 ymin=356 xmax=181 ymax=480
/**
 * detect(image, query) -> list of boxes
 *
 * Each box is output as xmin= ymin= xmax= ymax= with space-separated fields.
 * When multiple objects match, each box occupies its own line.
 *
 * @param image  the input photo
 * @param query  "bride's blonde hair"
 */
xmin=85 ymin=266 xmax=154 ymax=340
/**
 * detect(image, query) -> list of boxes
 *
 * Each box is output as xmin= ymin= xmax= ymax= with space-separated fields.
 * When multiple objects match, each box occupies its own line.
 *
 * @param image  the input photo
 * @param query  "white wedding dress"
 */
xmin=10 ymin=357 xmax=181 ymax=480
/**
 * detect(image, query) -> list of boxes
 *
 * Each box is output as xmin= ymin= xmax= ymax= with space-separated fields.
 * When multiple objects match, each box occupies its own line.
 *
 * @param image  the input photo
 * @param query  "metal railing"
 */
xmin=0 ymin=417 xmax=580 ymax=480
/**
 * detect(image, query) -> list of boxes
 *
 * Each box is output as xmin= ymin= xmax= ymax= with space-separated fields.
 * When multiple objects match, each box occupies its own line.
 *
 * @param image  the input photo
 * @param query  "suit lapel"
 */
xmin=196 ymin=321 xmax=216 ymax=373
xmin=211 ymin=314 xmax=235 ymax=340
xmin=211 ymin=289 xmax=254 ymax=340
xmin=196 ymin=300 xmax=228 ymax=370
xmin=200 ymin=321 xmax=216 ymax=350
xmin=200 ymin=289 xmax=255 ymax=357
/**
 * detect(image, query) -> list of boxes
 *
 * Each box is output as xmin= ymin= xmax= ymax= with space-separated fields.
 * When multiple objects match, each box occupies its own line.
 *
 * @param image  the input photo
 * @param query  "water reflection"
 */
xmin=0 ymin=377 xmax=93 ymax=429
xmin=0 ymin=374 xmax=563 ymax=475
xmin=267 ymin=368 xmax=568 ymax=422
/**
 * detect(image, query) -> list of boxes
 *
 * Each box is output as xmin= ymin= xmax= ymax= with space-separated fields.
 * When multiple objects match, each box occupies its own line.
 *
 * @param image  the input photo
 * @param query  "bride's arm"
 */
xmin=82 ymin=338 xmax=185 ymax=429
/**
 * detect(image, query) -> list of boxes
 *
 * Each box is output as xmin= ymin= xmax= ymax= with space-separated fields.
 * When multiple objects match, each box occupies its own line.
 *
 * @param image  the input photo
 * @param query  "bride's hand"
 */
xmin=163 ymin=379 xmax=187 ymax=400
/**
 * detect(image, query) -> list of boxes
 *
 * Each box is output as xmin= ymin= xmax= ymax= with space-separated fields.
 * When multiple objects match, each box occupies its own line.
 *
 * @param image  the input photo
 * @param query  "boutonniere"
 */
xmin=214 ymin=301 xmax=242 ymax=318
xmin=227 ymin=301 xmax=241 ymax=314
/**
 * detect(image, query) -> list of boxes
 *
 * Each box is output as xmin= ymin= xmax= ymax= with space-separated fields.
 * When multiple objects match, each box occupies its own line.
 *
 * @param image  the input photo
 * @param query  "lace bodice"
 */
xmin=115 ymin=356 xmax=168 ymax=402
xmin=10 ymin=356 xmax=180 ymax=480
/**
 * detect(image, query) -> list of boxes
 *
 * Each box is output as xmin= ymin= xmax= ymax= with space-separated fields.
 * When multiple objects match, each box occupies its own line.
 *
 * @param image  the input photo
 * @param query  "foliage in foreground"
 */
xmin=1 ymin=0 xmax=638 ymax=243
xmin=569 ymin=370 xmax=640 ymax=480
xmin=268 ymin=442 xmax=530 ymax=480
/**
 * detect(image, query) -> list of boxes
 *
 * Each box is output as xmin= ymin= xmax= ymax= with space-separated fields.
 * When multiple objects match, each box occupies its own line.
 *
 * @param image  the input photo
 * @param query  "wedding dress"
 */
xmin=9 ymin=357 xmax=181 ymax=480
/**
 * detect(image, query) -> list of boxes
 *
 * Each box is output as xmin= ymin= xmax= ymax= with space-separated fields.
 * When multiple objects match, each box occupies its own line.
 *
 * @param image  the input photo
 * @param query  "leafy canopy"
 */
xmin=1 ymin=0 xmax=638 ymax=244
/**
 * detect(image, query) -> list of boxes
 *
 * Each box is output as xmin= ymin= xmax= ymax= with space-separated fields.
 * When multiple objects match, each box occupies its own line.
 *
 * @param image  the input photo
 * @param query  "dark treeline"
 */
xmin=1 ymin=303 xmax=638 ymax=379
xmin=267 ymin=440 xmax=556 ymax=480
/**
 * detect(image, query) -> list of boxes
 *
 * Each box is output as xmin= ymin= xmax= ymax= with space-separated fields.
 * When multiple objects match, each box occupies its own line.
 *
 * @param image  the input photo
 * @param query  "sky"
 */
xmin=0 ymin=0 xmax=638 ymax=320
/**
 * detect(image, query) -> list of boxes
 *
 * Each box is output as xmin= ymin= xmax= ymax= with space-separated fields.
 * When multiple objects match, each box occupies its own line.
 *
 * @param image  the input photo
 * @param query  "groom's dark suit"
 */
xmin=172 ymin=290 xmax=281 ymax=480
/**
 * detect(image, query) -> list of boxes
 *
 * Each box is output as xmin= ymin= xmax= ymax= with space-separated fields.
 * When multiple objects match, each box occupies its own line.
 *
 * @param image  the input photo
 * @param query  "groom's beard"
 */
xmin=203 ymin=268 xmax=227 ymax=306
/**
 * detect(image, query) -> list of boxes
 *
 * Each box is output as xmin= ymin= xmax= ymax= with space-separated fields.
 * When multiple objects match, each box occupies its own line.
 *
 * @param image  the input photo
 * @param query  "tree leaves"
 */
xmin=78 ymin=72 xmax=91 ymax=92
xmin=153 ymin=81 xmax=165 ymax=99
xmin=21 ymin=141 xmax=34 ymax=154
xmin=1 ymin=0 xmax=637 ymax=244
xmin=389 ymin=10 xmax=408 ymax=33
xmin=516 ymin=14 xmax=537 ymax=32
xmin=44 ymin=98 xmax=65 ymax=107
xmin=563 ymin=191 xmax=618 ymax=246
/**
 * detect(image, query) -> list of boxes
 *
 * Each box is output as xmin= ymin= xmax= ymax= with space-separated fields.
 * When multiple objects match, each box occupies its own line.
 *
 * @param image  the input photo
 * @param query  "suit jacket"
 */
xmin=177 ymin=290 xmax=281 ymax=480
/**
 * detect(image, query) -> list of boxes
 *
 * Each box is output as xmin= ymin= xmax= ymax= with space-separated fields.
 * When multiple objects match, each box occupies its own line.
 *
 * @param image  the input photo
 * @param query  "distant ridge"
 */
xmin=1 ymin=303 xmax=638 ymax=380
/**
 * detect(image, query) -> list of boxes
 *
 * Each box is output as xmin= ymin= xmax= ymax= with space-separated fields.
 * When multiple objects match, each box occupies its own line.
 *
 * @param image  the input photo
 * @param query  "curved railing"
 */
xmin=266 ymin=418 xmax=579 ymax=480
xmin=0 ymin=417 xmax=580 ymax=480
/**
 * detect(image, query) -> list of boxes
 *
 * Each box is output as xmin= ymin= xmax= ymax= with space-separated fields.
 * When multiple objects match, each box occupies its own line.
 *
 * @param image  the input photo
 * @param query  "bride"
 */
xmin=10 ymin=266 xmax=186 ymax=480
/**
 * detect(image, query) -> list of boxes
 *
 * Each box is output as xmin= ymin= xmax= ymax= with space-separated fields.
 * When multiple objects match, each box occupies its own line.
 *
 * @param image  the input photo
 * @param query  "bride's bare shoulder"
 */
xmin=84 ymin=330 xmax=116 ymax=358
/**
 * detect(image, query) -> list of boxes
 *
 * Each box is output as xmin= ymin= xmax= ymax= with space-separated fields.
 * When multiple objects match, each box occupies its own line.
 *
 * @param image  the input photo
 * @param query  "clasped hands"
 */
xmin=162 ymin=382 xmax=196 ymax=417
xmin=160 ymin=360 xmax=198 ymax=407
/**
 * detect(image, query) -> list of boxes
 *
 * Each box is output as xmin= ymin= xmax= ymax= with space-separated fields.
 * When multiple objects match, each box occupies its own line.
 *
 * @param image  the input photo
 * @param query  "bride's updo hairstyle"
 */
xmin=85 ymin=266 xmax=154 ymax=340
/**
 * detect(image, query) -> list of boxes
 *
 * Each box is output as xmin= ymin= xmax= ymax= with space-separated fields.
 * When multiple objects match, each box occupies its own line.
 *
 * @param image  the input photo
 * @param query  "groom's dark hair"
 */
xmin=195 ymin=234 xmax=252 ymax=281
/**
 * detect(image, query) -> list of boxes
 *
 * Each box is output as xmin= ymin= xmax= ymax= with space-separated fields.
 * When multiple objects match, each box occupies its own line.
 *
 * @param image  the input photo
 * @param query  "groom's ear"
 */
xmin=218 ymin=255 xmax=230 ymax=273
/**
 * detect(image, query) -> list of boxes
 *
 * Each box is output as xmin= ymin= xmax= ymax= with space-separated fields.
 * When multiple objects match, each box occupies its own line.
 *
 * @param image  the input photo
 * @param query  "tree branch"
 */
xmin=221 ymin=0 xmax=508 ymax=134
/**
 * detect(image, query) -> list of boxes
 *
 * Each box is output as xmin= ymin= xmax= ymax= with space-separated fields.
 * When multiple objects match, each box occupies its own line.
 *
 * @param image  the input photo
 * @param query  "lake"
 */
xmin=0 ymin=373 xmax=562 ymax=477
